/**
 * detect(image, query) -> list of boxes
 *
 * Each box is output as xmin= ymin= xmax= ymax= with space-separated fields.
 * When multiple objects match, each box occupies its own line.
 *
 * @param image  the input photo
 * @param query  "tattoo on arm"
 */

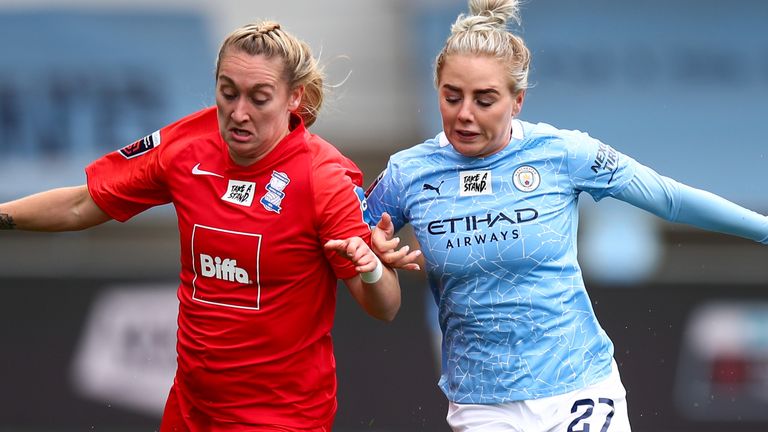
xmin=0 ymin=212 xmax=16 ymax=230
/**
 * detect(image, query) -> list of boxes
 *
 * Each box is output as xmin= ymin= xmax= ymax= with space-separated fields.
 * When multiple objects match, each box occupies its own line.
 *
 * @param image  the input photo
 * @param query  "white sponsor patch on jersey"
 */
xmin=222 ymin=179 xmax=256 ymax=207
xmin=459 ymin=170 xmax=493 ymax=196
xmin=191 ymin=224 xmax=262 ymax=310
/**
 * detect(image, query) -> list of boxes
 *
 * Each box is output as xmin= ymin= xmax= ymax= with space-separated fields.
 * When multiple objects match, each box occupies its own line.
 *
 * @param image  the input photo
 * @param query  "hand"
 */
xmin=371 ymin=212 xmax=421 ymax=271
xmin=324 ymin=236 xmax=380 ymax=273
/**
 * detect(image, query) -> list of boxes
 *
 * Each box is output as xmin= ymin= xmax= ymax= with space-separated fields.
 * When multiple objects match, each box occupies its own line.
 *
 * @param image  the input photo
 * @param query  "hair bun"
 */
xmin=258 ymin=22 xmax=281 ymax=35
xmin=468 ymin=0 xmax=521 ymax=27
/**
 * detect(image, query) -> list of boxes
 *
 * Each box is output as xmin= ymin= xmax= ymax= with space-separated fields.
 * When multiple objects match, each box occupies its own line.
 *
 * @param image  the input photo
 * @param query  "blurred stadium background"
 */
xmin=1 ymin=0 xmax=767 ymax=431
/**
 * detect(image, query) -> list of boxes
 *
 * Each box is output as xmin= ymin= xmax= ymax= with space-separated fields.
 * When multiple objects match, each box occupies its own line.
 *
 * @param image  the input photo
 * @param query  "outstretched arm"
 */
xmin=614 ymin=165 xmax=768 ymax=243
xmin=325 ymin=236 xmax=402 ymax=322
xmin=0 ymin=185 xmax=111 ymax=232
xmin=371 ymin=212 xmax=422 ymax=271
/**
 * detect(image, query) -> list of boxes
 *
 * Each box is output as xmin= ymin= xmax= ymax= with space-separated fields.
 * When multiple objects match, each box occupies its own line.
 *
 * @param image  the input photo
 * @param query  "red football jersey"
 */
xmin=86 ymin=107 xmax=371 ymax=429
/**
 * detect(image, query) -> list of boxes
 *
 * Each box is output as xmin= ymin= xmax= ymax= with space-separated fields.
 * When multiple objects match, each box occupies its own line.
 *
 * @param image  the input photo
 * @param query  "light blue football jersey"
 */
xmin=366 ymin=120 xmax=640 ymax=403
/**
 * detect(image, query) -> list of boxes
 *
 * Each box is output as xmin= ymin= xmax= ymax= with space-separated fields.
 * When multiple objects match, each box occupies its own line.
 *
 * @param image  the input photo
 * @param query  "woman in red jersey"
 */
xmin=0 ymin=20 xmax=403 ymax=432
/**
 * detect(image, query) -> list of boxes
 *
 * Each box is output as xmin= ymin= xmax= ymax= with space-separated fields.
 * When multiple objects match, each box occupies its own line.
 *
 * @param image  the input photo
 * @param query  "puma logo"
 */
xmin=423 ymin=181 xmax=444 ymax=195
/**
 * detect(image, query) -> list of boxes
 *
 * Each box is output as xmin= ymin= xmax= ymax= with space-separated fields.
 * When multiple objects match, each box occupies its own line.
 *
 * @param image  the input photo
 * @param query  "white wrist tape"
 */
xmin=360 ymin=255 xmax=384 ymax=284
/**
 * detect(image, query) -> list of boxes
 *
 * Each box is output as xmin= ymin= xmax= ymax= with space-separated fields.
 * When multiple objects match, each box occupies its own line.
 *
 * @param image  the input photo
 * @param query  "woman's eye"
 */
xmin=477 ymin=99 xmax=494 ymax=107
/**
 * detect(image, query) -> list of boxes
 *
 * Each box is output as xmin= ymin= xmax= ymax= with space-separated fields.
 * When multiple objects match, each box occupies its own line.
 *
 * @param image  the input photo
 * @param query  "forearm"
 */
xmin=345 ymin=263 xmax=402 ymax=322
xmin=0 ymin=185 xmax=111 ymax=231
xmin=360 ymin=264 xmax=402 ymax=321
xmin=615 ymin=166 xmax=768 ymax=244
xmin=673 ymin=186 xmax=768 ymax=243
xmin=329 ymin=235 xmax=403 ymax=321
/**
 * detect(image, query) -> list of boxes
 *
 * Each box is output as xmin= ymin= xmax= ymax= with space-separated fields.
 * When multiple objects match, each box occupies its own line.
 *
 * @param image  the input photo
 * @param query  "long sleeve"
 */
xmin=613 ymin=163 xmax=768 ymax=244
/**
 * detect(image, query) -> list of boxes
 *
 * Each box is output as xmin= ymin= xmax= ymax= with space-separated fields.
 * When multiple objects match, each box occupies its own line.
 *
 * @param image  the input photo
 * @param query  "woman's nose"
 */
xmin=457 ymin=101 xmax=473 ymax=122
xmin=230 ymin=98 xmax=249 ymax=122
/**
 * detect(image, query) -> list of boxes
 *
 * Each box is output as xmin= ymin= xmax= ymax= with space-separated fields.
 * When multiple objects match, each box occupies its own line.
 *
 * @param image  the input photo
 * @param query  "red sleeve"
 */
xmin=312 ymin=149 xmax=371 ymax=280
xmin=85 ymin=129 xmax=171 ymax=222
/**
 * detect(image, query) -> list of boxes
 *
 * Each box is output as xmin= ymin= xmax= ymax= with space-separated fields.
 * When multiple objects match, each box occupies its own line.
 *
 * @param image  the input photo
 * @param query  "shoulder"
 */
xmin=148 ymin=106 xmax=219 ymax=161
xmin=516 ymin=119 xmax=601 ymax=155
xmin=110 ymin=107 xmax=215 ymax=163
xmin=387 ymin=132 xmax=450 ymax=171
xmin=305 ymin=132 xmax=364 ymax=186
xmin=161 ymin=106 xmax=219 ymax=143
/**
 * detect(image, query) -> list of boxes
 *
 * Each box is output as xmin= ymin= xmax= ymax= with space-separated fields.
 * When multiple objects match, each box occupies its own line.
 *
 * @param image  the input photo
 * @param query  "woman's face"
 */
xmin=216 ymin=50 xmax=303 ymax=166
xmin=438 ymin=54 xmax=524 ymax=158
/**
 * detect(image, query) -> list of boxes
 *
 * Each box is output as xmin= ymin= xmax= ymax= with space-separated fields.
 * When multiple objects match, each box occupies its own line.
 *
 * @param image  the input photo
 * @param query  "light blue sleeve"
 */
xmin=614 ymin=163 xmax=768 ymax=244
xmin=564 ymin=130 xmax=637 ymax=201
xmin=364 ymin=162 xmax=408 ymax=232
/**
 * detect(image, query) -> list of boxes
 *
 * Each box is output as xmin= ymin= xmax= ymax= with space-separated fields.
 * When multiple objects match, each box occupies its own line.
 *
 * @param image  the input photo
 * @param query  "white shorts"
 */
xmin=446 ymin=360 xmax=631 ymax=432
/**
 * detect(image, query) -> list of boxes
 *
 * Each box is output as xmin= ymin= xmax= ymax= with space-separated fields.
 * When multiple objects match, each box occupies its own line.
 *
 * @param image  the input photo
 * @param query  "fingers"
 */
xmin=372 ymin=212 xmax=397 ymax=253
xmin=324 ymin=238 xmax=359 ymax=258
xmin=373 ymin=236 xmax=401 ymax=255
xmin=328 ymin=226 xmax=424 ymax=273
xmin=379 ymin=244 xmax=422 ymax=271
xmin=370 ymin=212 xmax=423 ymax=271
xmin=376 ymin=212 xmax=394 ymax=233
xmin=325 ymin=237 xmax=377 ymax=271
xmin=397 ymin=247 xmax=422 ymax=270
xmin=323 ymin=239 xmax=348 ymax=254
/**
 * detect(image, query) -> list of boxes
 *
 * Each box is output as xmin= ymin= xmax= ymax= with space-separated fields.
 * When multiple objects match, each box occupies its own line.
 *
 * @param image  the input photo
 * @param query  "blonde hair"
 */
xmin=216 ymin=21 xmax=325 ymax=127
xmin=435 ymin=0 xmax=531 ymax=95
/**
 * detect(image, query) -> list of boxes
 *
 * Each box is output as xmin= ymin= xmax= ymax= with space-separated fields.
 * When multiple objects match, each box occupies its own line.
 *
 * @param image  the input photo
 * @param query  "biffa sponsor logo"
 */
xmin=200 ymin=254 xmax=251 ymax=284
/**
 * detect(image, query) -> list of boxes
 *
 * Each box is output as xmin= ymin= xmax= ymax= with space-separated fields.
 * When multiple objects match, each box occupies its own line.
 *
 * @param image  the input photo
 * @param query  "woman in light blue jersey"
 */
xmin=365 ymin=0 xmax=768 ymax=430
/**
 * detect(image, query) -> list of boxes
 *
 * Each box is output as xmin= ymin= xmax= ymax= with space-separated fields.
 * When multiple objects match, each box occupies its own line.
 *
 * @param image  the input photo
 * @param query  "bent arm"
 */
xmin=325 ymin=237 xmax=402 ymax=322
xmin=0 ymin=185 xmax=111 ymax=231
xmin=614 ymin=165 xmax=768 ymax=244
xmin=343 ymin=266 xmax=401 ymax=323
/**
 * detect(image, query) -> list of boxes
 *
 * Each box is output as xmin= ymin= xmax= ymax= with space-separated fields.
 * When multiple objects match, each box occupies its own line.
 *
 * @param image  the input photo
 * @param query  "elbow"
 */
xmin=380 ymin=304 xmax=401 ymax=323
xmin=376 ymin=308 xmax=399 ymax=323
xmin=368 ymin=300 xmax=401 ymax=323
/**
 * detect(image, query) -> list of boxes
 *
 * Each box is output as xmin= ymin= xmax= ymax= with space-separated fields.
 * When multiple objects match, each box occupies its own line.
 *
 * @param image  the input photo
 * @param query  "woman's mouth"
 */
xmin=455 ymin=129 xmax=480 ymax=140
xmin=230 ymin=127 xmax=253 ymax=142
